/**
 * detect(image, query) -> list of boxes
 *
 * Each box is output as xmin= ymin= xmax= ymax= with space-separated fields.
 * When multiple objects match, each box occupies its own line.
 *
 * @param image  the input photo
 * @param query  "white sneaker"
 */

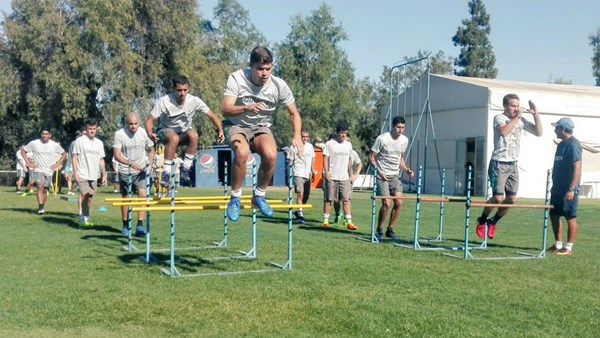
xmin=38 ymin=209 xmax=45 ymax=215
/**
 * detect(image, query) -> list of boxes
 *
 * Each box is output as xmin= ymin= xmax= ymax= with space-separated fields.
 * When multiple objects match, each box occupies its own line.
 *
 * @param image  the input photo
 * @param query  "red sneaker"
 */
xmin=476 ymin=224 xmax=485 ymax=239
xmin=487 ymin=223 xmax=496 ymax=239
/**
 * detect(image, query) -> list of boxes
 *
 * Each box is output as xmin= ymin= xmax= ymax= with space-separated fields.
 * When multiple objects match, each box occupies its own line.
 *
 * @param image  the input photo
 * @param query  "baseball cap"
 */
xmin=551 ymin=117 xmax=574 ymax=129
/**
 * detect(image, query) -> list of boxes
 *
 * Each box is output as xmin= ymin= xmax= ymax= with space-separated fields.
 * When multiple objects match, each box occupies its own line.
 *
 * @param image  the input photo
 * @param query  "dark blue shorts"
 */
xmin=549 ymin=190 xmax=578 ymax=218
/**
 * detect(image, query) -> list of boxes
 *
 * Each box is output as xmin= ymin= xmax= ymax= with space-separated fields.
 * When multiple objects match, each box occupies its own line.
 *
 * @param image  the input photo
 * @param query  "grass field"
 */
xmin=1 ymin=186 xmax=599 ymax=337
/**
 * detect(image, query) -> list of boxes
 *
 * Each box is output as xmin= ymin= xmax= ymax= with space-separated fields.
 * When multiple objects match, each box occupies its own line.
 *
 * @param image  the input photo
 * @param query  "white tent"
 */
xmin=383 ymin=74 xmax=600 ymax=198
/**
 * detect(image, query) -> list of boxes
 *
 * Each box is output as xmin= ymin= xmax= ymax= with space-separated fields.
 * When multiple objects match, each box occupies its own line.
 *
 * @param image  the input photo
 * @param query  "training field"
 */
xmin=1 ymin=186 xmax=599 ymax=337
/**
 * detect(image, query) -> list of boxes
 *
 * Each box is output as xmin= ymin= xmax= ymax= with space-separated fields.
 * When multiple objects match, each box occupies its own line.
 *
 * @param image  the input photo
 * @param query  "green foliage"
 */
xmin=274 ymin=4 xmax=376 ymax=161
xmin=452 ymin=0 xmax=498 ymax=78
xmin=590 ymin=28 xmax=600 ymax=86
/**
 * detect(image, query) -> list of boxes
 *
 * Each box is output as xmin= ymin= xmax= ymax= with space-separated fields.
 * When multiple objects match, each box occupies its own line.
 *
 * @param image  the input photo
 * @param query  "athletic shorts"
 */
xmin=488 ymin=160 xmax=518 ymax=196
xmin=376 ymin=174 xmax=403 ymax=196
xmin=325 ymin=179 xmax=351 ymax=202
xmin=118 ymin=172 xmax=148 ymax=196
xmin=17 ymin=169 xmax=26 ymax=178
xmin=224 ymin=124 xmax=272 ymax=145
xmin=32 ymin=172 xmax=53 ymax=188
xmin=550 ymin=189 xmax=579 ymax=218
xmin=156 ymin=128 xmax=192 ymax=144
xmin=293 ymin=176 xmax=310 ymax=194
xmin=79 ymin=180 xmax=98 ymax=196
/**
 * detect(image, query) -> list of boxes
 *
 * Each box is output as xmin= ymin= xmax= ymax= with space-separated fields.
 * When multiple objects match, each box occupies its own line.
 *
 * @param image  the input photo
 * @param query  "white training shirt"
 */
xmin=223 ymin=68 xmax=295 ymax=128
xmin=150 ymin=93 xmax=210 ymax=133
xmin=113 ymin=127 xmax=154 ymax=175
xmin=287 ymin=142 xmax=315 ymax=179
xmin=491 ymin=114 xmax=536 ymax=162
xmin=370 ymin=132 xmax=409 ymax=176
xmin=16 ymin=149 xmax=25 ymax=171
xmin=72 ymin=136 xmax=105 ymax=181
xmin=24 ymin=139 xmax=65 ymax=175
xmin=323 ymin=139 xmax=353 ymax=181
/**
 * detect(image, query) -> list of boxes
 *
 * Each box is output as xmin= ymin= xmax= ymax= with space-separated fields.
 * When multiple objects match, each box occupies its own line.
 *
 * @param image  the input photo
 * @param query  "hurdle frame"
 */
xmin=443 ymin=168 xmax=552 ymax=260
xmin=115 ymin=161 xmax=307 ymax=277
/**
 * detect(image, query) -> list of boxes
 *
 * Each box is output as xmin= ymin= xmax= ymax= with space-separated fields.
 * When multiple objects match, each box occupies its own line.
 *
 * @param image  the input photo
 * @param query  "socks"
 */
xmin=231 ymin=189 xmax=242 ymax=198
xmin=254 ymin=187 xmax=266 ymax=197
xmin=554 ymin=241 xmax=563 ymax=250
xmin=565 ymin=242 xmax=573 ymax=251
xmin=183 ymin=153 xmax=195 ymax=169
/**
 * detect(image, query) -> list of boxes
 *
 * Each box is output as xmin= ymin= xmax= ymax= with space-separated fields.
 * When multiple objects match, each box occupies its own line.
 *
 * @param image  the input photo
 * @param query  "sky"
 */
xmin=1 ymin=0 xmax=599 ymax=86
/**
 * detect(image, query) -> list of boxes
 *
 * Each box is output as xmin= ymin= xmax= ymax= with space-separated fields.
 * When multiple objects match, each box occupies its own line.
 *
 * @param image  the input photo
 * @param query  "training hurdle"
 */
xmin=365 ymin=165 xmax=483 ymax=250
xmin=443 ymin=168 xmax=553 ymax=260
xmin=110 ymin=161 xmax=311 ymax=277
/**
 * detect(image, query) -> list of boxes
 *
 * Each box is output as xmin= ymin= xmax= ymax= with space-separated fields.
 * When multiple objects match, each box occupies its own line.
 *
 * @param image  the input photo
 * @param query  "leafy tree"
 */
xmin=206 ymin=0 xmax=267 ymax=68
xmin=452 ymin=0 xmax=497 ymax=78
xmin=590 ymin=28 xmax=600 ymax=86
xmin=274 ymin=4 xmax=371 ymax=157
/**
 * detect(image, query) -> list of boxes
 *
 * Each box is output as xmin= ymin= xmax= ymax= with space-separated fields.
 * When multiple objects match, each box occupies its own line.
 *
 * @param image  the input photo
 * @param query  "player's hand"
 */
xmin=101 ymin=177 xmax=108 ymax=187
xmin=528 ymin=100 xmax=538 ymax=114
xmin=216 ymin=131 xmax=225 ymax=144
xmin=292 ymin=136 xmax=303 ymax=156
xmin=566 ymin=190 xmax=575 ymax=201
xmin=405 ymin=168 xmax=415 ymax=177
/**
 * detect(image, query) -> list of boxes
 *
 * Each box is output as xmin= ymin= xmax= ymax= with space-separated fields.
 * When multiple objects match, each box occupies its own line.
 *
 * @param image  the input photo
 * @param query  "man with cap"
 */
xmin=475 ymin=93 xmax=543 ymax=240
xmin=547 ymin=117 xmax=581 ymax=255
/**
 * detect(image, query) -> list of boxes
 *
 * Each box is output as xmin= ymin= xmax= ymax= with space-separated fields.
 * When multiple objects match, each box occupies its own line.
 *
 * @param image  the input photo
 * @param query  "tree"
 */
xmin=274 ymin=4 xmax=371 ymax=156
xmin=452 ymin=0 xmax=497 ymax=78
xmin=590 ymin=28 xmax=600 ymax=86
xmin=207 ymin=0 xmax=267 ymax=68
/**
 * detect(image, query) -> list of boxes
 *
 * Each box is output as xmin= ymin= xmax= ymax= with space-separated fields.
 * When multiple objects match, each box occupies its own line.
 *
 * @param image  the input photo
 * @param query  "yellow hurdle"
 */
xmin=112 ymin=198 xmax=284 ymax=207
xmin=132 ymin=203 xmax=312 ymax=212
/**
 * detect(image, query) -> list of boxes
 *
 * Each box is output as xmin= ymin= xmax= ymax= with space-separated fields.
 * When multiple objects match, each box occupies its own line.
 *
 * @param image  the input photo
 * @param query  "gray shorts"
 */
xmin=32 ymin=172 xmax=53 ymax=188
xmin=376 ymin=174 xmax=403 ymax=196
xmin=224 ymin=124 xmax=272 ymax=145
xmin=325 ymin=180 xmax=351 ymax=202
xmin=293 ymin=176 xmax=310 ymax=194
xmin=119 ymin=172 xmax=148 ymax=195
xmin=79 ymin=180 xmax=98 ymax=196
xmin=17 ymin=169 xmax=26 ymax=178
xmin=488 ymin=160 xmax=518 ymax=196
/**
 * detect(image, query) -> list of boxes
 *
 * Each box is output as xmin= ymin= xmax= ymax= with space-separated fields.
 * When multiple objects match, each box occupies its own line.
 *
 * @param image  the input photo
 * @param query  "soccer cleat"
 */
xmin=476 ymin=217 xmax=486 ymax=239
xmin=376 ymin=228 xmax=384 ymax=240
xmin=134 ymin=225 xmax=146 ymax=237
xmin=81 ymin=220 xmax=94 ymax=229
xmin=16 ymin=190 xmax=22 ymax=195
xmin=487 ymin=223 xmax=496 ymax=239
xmin=180 ymin=167 xmax=191 ymax=185
xmin=67 ymin=191 xmax=75 ymax=196
xmin=160 ymin=172 xmax=171 ymax=187
xmin=322 ymin=219 xmax=329 ymax=228
xmin=252 ymin=195 xmax=273 ymax=217
xmin=546 ymin=245 xmax=561 ymax=252
xmin=226 ymin=196 xmax=241 ymax=221
xmin=122 ymin=226 xmax=130 ymax=236
xmin=555 ymin=248 xmax=573 ymax=256
xmin=38 ymin=209 xmax=45 ymax=215
xmin=385 ymin=228 xmax=398 ymax=240
xmin=345 ymin=221 xmax=357 ymax=231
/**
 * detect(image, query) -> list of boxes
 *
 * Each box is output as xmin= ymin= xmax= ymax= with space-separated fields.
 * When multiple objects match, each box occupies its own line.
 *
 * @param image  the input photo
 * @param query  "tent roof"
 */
xmin=433 ymin=74 xmax=600 ymax=96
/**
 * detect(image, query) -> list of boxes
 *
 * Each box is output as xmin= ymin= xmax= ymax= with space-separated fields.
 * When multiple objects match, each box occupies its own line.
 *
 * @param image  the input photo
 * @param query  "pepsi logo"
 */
xmin=199 ymin=153 xmax=216 ymax=169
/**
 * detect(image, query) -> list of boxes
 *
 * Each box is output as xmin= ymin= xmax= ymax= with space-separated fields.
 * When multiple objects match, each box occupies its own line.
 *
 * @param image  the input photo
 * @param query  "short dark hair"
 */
xmin=84 ymin=119 xmax=98 ymax=127
xmin=335 ymin=123 xmax=349 ymax=133
xmin=502 ymin=93 xmax=519 ymax=107
xmin=250 ymin=46 xmax=273 ymax=66
xmin=172 ymin=75 xmax=190 ymax=87
xmin=39 ymin=126 xmax=51 ymax=134
xmin=392 ymin=116 xmax=406 ymax=125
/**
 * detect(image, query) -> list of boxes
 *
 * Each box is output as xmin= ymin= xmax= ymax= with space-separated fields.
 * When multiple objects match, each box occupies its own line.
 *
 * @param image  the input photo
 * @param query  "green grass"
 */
xmin=1 ymin=186 xmax=599 ymax=337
